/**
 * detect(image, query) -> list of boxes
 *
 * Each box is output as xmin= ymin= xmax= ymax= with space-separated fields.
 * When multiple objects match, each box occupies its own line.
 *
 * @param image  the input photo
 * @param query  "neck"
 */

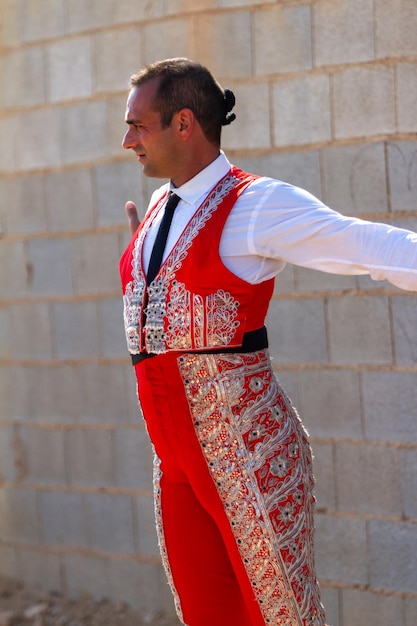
xmin=171 ymin=146 xmax=220 ymax=188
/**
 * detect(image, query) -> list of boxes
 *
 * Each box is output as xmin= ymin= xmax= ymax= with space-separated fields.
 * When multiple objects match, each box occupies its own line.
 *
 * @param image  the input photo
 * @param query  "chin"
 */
xmin=141 ymin=165 xmax=154 ymax=177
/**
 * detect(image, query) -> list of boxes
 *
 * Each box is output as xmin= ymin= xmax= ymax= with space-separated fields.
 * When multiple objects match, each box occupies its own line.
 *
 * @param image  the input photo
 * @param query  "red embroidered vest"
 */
xmin=119 ymin=166 xmax=275 ymax=355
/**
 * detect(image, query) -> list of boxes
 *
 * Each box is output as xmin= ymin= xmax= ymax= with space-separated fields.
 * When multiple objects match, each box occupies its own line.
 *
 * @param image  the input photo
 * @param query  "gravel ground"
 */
xmin=0 ymin=576 xmax=180 ymax=626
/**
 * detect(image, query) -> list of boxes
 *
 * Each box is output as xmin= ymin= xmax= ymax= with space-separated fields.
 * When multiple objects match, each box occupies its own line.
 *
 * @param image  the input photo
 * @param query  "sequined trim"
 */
xmin=153 ymin=453 xmax=185 ymax=623
xmin=177 ymin=351 xmax=326 ymax=626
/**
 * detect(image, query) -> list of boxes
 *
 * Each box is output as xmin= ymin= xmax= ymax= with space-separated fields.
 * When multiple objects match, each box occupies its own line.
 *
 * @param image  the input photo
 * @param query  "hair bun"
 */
xmin=224 ymin=88 xmax=235 ymax=112
xmin=222 ymin=88 xmax=236 ymax=126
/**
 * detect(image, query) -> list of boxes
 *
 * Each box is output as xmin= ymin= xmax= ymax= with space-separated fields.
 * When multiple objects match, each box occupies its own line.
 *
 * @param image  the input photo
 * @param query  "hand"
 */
xmin=125 ymin=200 xmax=140 ymax=237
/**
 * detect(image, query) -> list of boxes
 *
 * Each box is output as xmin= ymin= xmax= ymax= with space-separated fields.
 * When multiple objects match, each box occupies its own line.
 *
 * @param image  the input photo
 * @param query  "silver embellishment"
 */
xmin=165 ymin=280 xmax=192 ymax=350
xmin=178 ymin=350 xmax=327 ymax=626
xmin=153 ymin=453 xmax=185 ymax=623
xmin=124 ymin=175 xmax=243 ymax=354
xmin=193 ymin=294 xmax=204 ymax=349
xmin=144 ymin=277 xmax=170 ymax=353
xmin=123 ymin=280 xmax=145 ymax=353
xmin=207 ymin=289 xmax=240 ymax=346
xmin=123 ymin=194 xmax=166 ymax=354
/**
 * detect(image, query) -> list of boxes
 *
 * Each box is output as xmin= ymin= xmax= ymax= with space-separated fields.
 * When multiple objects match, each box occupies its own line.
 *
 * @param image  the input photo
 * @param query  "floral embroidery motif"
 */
xmin=207 ymin=289 xmax=240 ymax=347
xmin=192 ymin=294 xmax=205 ymax=349
xmin=165 ymin=280 xmax=191 ymax=350
xmin=178 ymin=350 xmax=326 ymax=626
xmin=123 ymin=175 xmax=241 ymax=354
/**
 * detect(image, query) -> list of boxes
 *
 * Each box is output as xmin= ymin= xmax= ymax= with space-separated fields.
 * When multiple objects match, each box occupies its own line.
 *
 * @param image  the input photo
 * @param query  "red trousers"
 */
xmin=135 ymin=350 xmax=326 ymax=626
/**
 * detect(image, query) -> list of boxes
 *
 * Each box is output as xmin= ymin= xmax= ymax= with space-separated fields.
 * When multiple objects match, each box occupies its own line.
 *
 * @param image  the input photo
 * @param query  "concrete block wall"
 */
xmin=0 ymin=1 xmax=416 ymax=624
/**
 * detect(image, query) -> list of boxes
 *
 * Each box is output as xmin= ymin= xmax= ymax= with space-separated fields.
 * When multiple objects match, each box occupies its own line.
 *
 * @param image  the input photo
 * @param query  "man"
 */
xmin=119 ymin=58 xmax=417 ymax=626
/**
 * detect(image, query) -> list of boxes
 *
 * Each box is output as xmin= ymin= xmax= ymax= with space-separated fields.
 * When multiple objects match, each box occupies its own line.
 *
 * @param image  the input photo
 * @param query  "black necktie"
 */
xmin=147 ymin=193 xmax=180 ymax=284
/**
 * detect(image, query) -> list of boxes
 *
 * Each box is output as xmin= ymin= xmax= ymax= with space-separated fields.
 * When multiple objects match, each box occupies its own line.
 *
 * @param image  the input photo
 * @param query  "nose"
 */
xmin=122 ymin=126 xmax=136 ymax=150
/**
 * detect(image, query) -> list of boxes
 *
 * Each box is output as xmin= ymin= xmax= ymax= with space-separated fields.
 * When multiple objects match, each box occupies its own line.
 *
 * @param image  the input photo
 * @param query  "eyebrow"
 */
xmin=125 ymin=118 xmax=141 ymax=125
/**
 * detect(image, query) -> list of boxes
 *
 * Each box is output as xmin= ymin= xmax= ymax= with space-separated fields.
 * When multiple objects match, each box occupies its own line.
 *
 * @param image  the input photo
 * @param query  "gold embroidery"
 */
xmin=178 ymin=351 xmax=326 ymax=626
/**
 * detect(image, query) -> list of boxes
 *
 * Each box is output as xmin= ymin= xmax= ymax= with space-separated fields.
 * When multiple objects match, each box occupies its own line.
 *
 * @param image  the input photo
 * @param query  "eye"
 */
xmin=127 ymin=122 xmax=143 ymax=132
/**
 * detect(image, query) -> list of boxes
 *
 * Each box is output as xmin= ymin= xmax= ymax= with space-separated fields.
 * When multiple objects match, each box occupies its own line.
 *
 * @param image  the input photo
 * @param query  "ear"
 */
xmin=173 ymin=108 xmax=195 ymax=141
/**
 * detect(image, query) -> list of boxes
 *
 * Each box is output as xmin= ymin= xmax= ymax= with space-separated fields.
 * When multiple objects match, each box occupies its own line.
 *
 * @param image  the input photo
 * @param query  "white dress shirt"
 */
xmin=142 ymin=152 xmax=417 ymax=291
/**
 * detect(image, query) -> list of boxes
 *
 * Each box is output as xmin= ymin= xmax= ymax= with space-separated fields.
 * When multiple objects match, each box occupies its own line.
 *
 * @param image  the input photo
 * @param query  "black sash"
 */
xmin=130 ymin=326 xmax=268 ymax=366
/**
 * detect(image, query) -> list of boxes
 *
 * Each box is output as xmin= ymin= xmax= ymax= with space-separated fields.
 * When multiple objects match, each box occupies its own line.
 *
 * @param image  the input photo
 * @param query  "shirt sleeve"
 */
xmin=221 ymin=177 xmax=417 ymax=291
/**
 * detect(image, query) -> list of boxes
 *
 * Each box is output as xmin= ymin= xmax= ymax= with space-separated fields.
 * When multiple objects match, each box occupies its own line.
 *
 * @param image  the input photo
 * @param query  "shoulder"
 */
xmin=239 ymin=175 xmax=326 ymax=211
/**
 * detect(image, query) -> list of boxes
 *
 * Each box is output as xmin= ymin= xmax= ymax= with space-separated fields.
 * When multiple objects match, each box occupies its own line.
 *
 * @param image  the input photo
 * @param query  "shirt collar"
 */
xmin=169 ymin=151 xmax=231 ymax=206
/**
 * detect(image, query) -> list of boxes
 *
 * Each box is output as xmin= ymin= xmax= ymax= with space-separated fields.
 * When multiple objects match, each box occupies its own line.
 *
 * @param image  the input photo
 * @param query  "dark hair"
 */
xmin=129 ymin=58 xmax=236 ymax=146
